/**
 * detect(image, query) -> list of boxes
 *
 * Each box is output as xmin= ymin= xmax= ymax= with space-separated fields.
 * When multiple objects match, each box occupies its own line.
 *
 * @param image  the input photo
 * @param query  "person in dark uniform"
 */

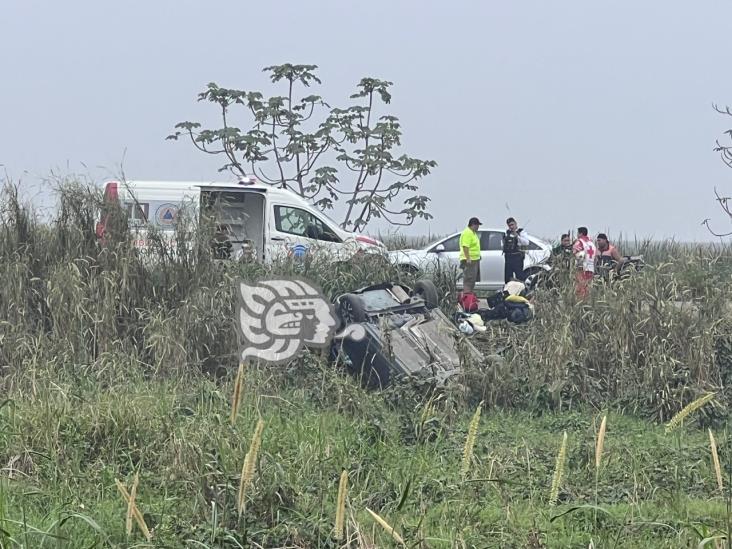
xmin=502 ymin=217 xmax=529 ymax=283
xmin=551 ymin=233 xmax=573 ymax=268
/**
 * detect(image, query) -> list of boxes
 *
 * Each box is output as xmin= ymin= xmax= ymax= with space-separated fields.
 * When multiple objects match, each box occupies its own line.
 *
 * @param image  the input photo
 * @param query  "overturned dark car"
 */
xmin=331 ymin=280 xmax=482 ymax=387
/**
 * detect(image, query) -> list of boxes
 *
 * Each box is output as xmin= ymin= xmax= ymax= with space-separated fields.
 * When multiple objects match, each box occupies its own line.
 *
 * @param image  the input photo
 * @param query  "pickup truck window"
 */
xmin=431 ymin=234 xmax=460 ymax=252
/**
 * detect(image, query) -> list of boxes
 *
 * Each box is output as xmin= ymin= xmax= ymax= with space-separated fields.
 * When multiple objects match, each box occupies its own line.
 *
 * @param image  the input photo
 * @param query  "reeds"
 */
xmin=365 ymin=507 xmax=405 ymax=546
xmin=595 ymin=415 xmax=607 ymax=470
xmin=594 ymin=416 xmax=607 ymax=525
xmin=461 ymin=401 xmax=482 ymax=478
xmin=709 ymin=429 xmax=724 ymax=492
xmin=3 ymin=180 xmax=732 ymax=545
xmin=230 ymin=361 xmax=245 ymax=425
xmin=549 ymin=431 xmax=568 ymax=506
xmin=1 ymin=180 xmax=730 ymax=423
xmin=115 ymin=476 xmax=151 ymax=541
xmin=238 ymin=418 xmax=265 ymax=516
xmin=335 ymin=469 xmax=348 ymax=540
xmin=416 ymin=395 xmax=437 ymax=442
xmin=665 ymin=393 xmax=716 ymax=433
xmin=126 ymin=472 xmax=139 ymax=535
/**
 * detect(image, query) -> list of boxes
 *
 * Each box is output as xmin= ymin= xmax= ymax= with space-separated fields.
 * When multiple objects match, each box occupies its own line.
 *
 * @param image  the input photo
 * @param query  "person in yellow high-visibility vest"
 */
xmin=459 ymin=217 xmax=482 ymax=293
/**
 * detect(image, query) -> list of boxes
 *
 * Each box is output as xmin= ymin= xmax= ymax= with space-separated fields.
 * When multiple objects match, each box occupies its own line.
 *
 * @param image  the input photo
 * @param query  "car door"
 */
xmin=269 ymin=204 xmax=343 ymax=261
xmin=199 ymin=188 xmax=266 ymax=261
xmin=426 ymin=233 xmax=461 ymax=273
xmin=479 ymin=231 xmax=505 ymax=291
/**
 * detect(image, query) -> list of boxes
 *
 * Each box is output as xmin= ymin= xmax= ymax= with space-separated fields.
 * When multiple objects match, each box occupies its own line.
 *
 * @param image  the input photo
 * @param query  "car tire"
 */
xmin=398 ymin=264 xmax=420 ymax=275
xmin=338 ymin=293 xmax=368 ymax=323
xmin=413 ymin=279 xmax=440 ymax=309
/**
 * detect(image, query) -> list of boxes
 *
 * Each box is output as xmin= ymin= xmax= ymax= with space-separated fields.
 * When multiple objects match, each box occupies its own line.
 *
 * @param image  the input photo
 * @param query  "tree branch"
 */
xmin=702 ymin=218 xmax=732 ymax=237
xmin=353 ymin=143 xmax=387 ymax=232
xmin=221 ymin=105 xmax=246 ymax=176
xmin=342 ymin=91 xmax=373 ymax=228
xmin=186 ymin=129 xmax=225 ymax=155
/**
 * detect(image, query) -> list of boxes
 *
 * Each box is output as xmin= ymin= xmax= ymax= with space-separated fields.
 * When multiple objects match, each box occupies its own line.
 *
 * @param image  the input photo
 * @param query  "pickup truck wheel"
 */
xmin=338 ymin=293 xmax=368 ymax=323
xmin=413 ymin=279 xmax=440 ymax=309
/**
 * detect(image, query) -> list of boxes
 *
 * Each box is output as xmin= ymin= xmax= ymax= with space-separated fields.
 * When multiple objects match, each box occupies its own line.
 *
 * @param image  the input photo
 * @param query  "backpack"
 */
xmin=505 ymin=301 xmax=533 ymax=324
xmin=458 ymin=292 xmax=479 ymax=312
xmin=479 ymin=293 xmax=534 ymax=324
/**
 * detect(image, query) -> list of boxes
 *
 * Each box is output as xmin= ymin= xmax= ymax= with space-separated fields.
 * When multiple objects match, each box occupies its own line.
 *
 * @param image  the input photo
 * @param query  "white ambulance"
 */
xmin=95 ymin=178 xmax=386 ymax=262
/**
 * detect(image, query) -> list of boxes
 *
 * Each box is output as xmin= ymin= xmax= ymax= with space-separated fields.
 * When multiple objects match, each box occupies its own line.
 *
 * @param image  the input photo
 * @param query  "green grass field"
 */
xmin=1 ymin=363 xmax=730 ymax=548
xmin=0 ymin=182 xmax=731 ymax=548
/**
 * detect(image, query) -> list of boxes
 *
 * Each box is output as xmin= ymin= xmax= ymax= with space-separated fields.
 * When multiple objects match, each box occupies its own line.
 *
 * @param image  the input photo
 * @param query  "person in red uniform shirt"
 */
xmin=595 ymin=233 xmax=624 ymax=279
xmin=572 ymin=226 xmax=596 ymax=299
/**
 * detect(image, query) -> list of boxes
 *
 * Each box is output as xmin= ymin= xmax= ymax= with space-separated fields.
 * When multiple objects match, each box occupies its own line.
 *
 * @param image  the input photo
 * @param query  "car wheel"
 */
xmin=398 ymin=264 xmax=420 ymax=275
xmin=413 ymin=279 xmax=440 ymax=309
xmin=338 ymin=293 xmax=368 ymax=323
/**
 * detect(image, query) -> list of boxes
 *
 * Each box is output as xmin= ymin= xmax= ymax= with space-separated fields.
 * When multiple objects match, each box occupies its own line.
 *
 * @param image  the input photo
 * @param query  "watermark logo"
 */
xmin=236 ymin=277 xmax=365 ymax=364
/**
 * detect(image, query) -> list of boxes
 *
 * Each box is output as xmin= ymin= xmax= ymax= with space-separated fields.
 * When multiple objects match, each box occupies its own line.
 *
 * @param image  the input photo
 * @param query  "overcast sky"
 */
xmin=2 ymin=0 xmax=732 ymax=241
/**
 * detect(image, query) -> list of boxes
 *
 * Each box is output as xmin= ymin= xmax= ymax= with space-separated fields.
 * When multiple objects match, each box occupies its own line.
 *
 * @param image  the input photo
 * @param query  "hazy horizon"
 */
xmin=2 ymin=0 xmax=732 ymax=242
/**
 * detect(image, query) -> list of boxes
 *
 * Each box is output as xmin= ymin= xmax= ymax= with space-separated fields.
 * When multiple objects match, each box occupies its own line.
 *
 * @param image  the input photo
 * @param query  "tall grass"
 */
xmin=463 ymin=253 xmax=732 ymax=421
xmin=2 ymin=179 xmax=730 ymax=420
xmin=0 ymin=178 xmax=731 ymax=546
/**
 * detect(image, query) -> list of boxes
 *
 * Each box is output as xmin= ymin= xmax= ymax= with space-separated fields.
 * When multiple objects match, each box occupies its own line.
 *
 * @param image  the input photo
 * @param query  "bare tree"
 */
xmin=703 ymin=104 xmax=732 ymax=236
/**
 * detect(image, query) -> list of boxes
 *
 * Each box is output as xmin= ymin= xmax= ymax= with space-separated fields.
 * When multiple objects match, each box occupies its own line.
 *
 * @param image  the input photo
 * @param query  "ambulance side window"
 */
xmin=274 ymin=206 xmax=341 ymax=243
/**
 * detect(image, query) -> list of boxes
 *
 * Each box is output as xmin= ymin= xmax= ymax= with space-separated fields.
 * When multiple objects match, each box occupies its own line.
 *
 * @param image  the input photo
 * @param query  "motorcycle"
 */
xmin=525 ymin=254 xmax=645 ymax=291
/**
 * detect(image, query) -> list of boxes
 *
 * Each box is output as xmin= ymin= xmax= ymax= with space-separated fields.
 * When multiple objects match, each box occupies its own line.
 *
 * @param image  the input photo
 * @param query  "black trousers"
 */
xmin=504 ymin=253 xmax=525 ymax=283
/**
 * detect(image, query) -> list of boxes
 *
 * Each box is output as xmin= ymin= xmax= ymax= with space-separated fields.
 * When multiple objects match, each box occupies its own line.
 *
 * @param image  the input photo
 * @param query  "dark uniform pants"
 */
xmin=504 ymin=253 xmax=525 ymax=283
